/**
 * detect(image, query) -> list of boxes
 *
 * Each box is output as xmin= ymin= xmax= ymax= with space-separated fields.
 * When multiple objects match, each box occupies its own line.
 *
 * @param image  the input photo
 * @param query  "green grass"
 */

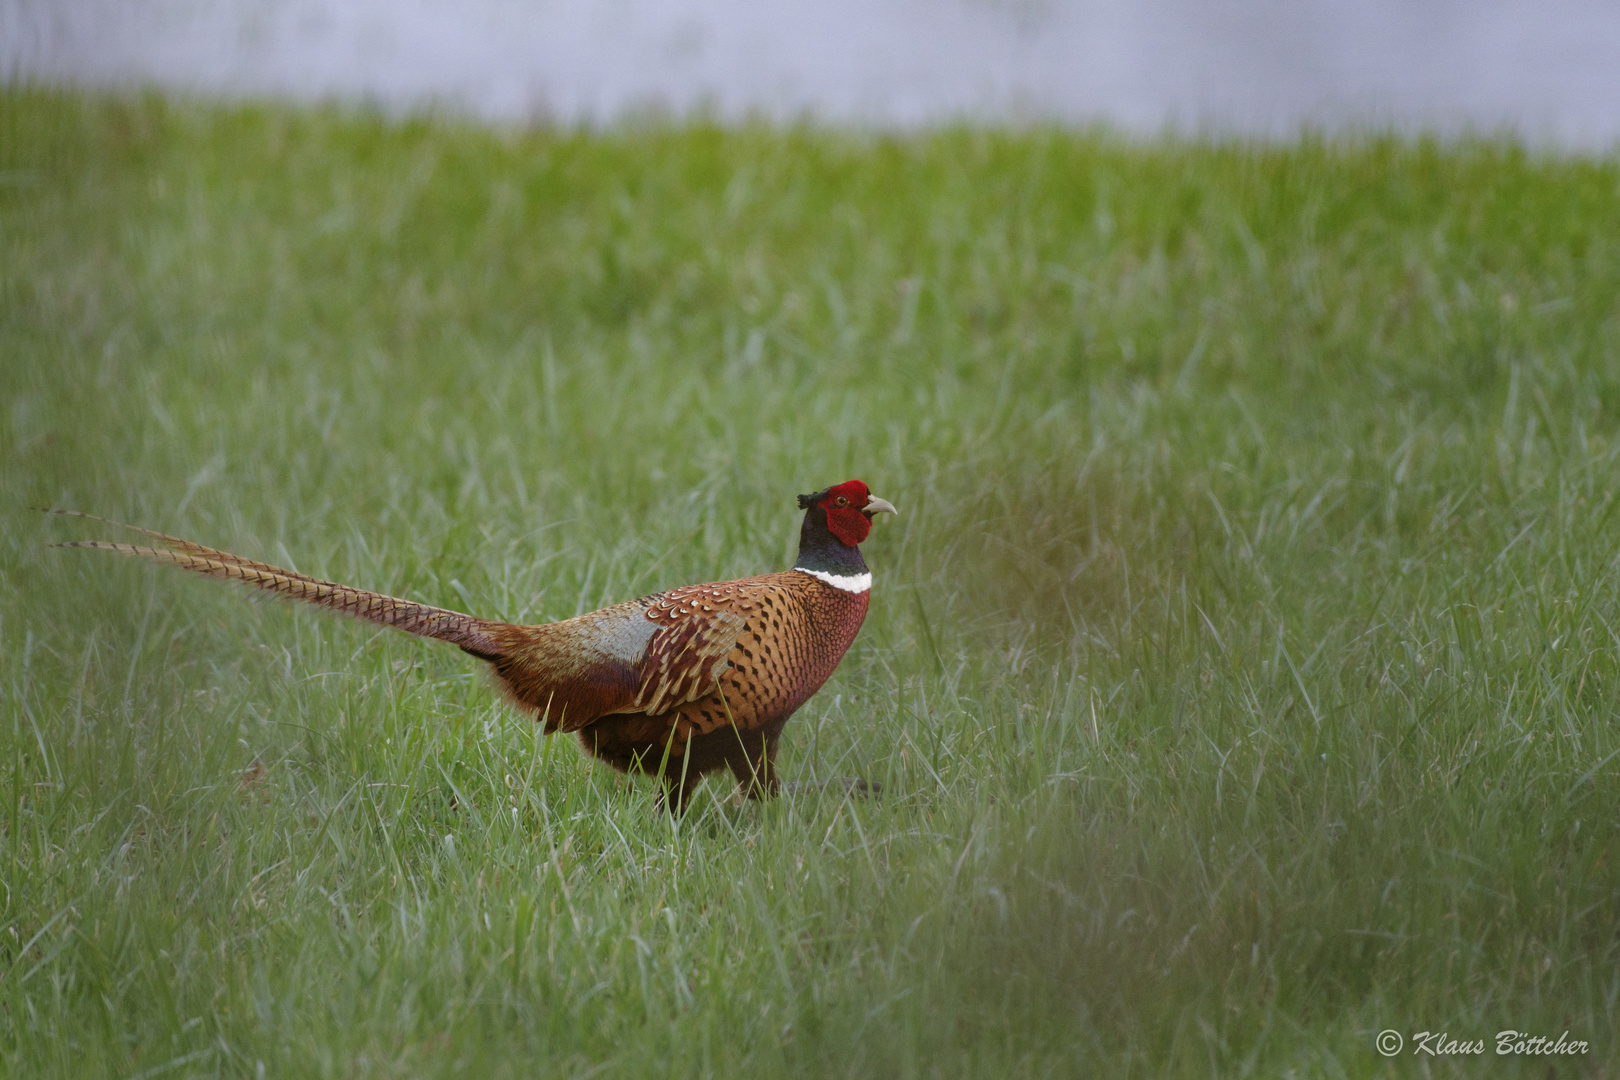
xmin=3 ymin=87 xmax=1620 ymax=1077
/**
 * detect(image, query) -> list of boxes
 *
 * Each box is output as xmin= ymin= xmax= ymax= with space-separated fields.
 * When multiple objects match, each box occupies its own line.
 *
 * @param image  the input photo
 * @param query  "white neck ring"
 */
xmin=794 ymin=567 xmax=872 ymax=594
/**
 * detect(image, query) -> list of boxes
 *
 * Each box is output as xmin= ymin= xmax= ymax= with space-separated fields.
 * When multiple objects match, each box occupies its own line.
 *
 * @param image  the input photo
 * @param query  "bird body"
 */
xmin=52 ymin=481 xmax=896 ymax=811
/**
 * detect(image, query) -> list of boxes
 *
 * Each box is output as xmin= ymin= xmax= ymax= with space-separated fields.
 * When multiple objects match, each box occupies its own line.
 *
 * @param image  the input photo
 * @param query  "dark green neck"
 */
xmin=794 ymin=506 xmax=869 ymax=577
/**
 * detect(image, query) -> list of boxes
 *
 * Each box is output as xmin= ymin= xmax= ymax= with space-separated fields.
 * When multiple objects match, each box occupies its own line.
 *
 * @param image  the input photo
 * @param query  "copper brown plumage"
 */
xmin=48 ymin=482 xmax=897 ymax=812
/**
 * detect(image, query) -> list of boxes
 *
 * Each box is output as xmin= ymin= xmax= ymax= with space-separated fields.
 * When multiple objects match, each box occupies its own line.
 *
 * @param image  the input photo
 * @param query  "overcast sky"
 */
xmin=6 ymin=0 xmax=1619 ymax=147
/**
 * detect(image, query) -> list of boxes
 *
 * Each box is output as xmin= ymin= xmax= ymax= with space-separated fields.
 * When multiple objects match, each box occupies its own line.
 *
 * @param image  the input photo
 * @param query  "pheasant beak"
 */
xmin=862 ymin=496 xmax=898 ymax=518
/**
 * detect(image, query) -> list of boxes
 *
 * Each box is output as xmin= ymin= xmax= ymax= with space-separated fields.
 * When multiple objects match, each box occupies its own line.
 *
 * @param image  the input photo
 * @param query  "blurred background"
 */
xmin=5 ymin=0 xmax=1620 ymax=147
xmin=8 ymin=1 xmax=1620 ymax=1075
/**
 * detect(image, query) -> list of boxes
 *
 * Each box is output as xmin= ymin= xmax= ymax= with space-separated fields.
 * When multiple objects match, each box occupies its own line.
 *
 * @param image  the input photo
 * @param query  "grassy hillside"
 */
xmin=3 ymin=88 xmax=1619 ymax=1077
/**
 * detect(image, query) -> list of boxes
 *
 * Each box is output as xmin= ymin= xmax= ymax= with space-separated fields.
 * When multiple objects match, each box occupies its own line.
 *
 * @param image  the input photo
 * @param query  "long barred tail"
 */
xmin=47 ymin=511 xmax=506 ymax=659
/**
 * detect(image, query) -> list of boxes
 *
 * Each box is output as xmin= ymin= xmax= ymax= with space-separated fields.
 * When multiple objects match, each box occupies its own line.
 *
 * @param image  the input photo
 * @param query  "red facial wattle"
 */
xmin=819 ymin=480 xmax=873 ymax=547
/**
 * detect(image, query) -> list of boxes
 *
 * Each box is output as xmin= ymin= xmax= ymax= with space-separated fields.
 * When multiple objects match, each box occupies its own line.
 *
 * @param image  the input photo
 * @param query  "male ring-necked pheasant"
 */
xmin=52 ymin=481 xmax=896 ymax=812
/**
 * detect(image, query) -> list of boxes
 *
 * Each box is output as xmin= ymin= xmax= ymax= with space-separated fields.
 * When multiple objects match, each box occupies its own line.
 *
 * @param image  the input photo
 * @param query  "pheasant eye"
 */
xmin=835 ymin=496 xmax=849 ymax=507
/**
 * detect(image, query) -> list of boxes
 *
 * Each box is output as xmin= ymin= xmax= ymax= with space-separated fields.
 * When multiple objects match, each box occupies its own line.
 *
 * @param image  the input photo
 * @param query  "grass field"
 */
xmin=3 ymin=88 xmax=1620 ymax=1077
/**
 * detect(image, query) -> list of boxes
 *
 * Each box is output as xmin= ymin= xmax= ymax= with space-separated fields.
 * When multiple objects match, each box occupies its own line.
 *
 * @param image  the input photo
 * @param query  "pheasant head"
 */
xmin=794 ymin=480 xmax=897 ymax=586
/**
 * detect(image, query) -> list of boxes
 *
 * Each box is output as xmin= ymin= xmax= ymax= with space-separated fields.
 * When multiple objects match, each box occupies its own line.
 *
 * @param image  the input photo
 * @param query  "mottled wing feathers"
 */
xmin=56 ymin=538 xmax=506 ymax=659
xmin=634 ymin=583 xmax=752 ymax=715
xmin=495 ymin=584 xmax=755 ymax=732
xmin=486 ymin=601 xmax=650 ymax=732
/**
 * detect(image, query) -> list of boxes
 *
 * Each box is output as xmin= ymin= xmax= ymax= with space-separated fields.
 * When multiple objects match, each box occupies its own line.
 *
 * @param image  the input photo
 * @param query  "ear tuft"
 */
xmin=797 ymin=493 xmax=816 ymax=509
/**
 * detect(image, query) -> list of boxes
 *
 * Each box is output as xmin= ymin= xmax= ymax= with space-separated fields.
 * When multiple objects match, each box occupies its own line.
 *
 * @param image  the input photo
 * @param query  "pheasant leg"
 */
xmin=726 ymin=732 xmax=781 ymax=801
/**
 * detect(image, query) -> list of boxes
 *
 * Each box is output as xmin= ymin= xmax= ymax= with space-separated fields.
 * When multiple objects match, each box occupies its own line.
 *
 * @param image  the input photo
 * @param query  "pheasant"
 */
xmin=50 ymin=481 xmax=897 ymax=812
